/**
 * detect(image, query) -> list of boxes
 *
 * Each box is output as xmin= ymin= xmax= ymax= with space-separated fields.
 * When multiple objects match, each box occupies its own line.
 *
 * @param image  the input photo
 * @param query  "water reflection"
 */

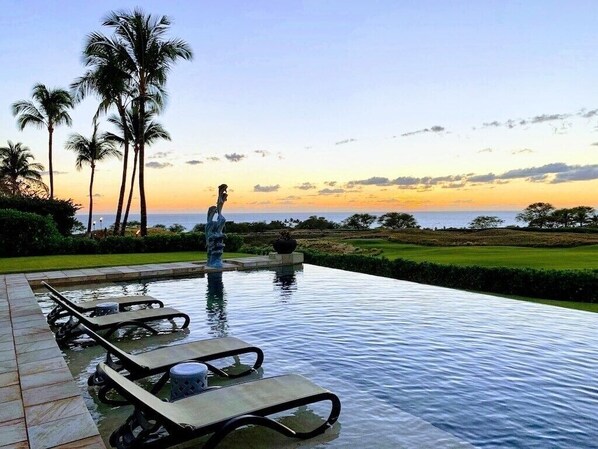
xmin=273 ymin=265 xmax=302 ymax=301
xmin=206 ymin=272 xmax=228 ymax=337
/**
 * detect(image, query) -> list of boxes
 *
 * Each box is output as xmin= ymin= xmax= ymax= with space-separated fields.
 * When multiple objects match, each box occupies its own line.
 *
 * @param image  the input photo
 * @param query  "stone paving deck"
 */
xmin=0 ymin=254 xmax=302 ymax=448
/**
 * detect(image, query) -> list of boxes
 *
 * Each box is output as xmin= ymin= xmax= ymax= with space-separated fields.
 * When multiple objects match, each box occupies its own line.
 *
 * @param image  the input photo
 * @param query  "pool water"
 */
xmin=37 ymin=264 xmax=598 ymax=448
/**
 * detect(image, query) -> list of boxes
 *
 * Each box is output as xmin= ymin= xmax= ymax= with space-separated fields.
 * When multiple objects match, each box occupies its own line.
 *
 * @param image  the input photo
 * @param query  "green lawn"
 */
xmin=0 ymin=252 xmax=250 ymax=274
xmin=349 ymin=239 xmax=598 ymax=270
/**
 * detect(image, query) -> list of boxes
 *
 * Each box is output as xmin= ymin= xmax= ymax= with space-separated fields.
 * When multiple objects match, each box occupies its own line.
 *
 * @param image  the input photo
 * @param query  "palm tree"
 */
xmin=104 ymin=106 xmax=170 ymax=234
xmin=0 ymin=141 xmax=47 ymax=197
xmin=91 ymin=8 xmax=192 ymax=235
xmin=12 ymin=84 xmax=74 ymax=199
xmin=72 ymin=41 xmax=167 ymax=235
xmin=72 ymin=36 xmax=132 ymax=235
xmin=65 ymin=122 xmax=121 ymax=236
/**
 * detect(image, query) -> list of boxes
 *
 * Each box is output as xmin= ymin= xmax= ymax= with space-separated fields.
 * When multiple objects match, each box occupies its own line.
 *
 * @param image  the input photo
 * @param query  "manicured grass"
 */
xmin=0 ymin=252 xmax=250 ymax=274
xmin=349 ymin=239 xmax=598 ymax=270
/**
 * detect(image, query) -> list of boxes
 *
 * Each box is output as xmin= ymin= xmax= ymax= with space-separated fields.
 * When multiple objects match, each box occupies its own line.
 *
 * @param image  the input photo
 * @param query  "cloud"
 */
xmin=477 ymin=147 xmax=493 ymax=153
xmin=394 ymin=176 xmax=421 ymax=186
xmin=581 ymin=109 xmax=598 ymax=118
xmin=295 ymin=182 xmax=317 ymax=190
xmin=254 ymin=150 xmax=270 ymax=158
xmin=186 ymin=160 xmax=203 ymax=165
xmin=206 ymin=157 xmax=220 ymax=162
xmin=401 ymin=126 xmax=445 ymax=137
xmin=149 ymin=151 xmax=172 ymax=159
xmin=551 ymin=165 xmax=598 ymax=183
xmin=92 ymin=193 xmax=103 ymax=197
xmin=499 ymin=163 xmax=570 ymax=179
xmin=279 ymin=195 xmax=301 ymax=201
xmin=324 ymin=181 xmax=337 ymax=186
xmin=468 ymin=173 xmax=497 ymax=183
xmin=318 ymin=188 xmax=345 ymax=195
xmin=350 ymin=176 xmax=392 ymax=186
xmin=41 ymin=170 xmax=67 ymax=175
xmin=591 ymin=142 xmax=598 ymax=146
xmin=346 ymin=162 xmax=598 ymax=192
xmin=253 ymin=184 xmax=280 ymax=192
xmin=225 ymin=153 xmax=246 ymax=162
xmin=482 ymin=121 xmax=501 ymax=128
xmin=531 ymin=113 xmax=570 ymax=123
xmin=146 ymin=161 xmax=173 ymax=169
xmin=335 ymin=138 xmax=357 ymax=145
xmin=512 ymin=148 xmax=534 ymax=154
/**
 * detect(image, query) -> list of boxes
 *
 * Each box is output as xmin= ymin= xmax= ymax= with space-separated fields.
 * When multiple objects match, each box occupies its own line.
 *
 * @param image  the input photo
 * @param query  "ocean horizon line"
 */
xmin=77 ymin=210 xmax=522 ymax=230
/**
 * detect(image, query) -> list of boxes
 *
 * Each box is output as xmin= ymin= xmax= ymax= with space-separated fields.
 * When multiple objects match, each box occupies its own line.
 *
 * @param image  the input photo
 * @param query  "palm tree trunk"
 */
xmin=139 ymin=78 xmax=147 ymax=237
xmin=113 ymin=104 xmax=129 ymax=235
xmin=87 ymin=165 xmax=95 ymax=237
xmin=48 ymin=127 xmax=54 ymax=199
xmin=122 ymin=148 xmax=139 ymax=235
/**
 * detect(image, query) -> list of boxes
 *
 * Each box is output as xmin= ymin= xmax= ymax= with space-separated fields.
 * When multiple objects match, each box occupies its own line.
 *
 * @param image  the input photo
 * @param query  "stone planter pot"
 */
xmin=273 ymin=238 xmax=297 ymax=254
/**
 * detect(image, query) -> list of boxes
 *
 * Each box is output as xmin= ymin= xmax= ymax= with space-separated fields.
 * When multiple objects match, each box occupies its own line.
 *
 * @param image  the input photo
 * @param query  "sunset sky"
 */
xmin=1 ymin=1 xmax=597 ymax=214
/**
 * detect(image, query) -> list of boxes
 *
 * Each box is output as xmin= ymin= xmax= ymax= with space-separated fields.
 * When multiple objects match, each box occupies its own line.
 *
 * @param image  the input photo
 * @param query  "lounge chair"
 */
xmin=82 ymin=325 xmax=264 ymax=404
xmin=42 ymin=283 xmax=190 ymax=344
xmin=44 ymin=282 xmax=164 ymax=325
xmin=99 ymin=362 xmax=341 ymax=449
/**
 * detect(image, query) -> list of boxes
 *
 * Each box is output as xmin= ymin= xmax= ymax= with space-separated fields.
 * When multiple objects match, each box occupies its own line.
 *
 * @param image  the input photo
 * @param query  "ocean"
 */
xmin=78 ymin=211 xmax=520 ymax=231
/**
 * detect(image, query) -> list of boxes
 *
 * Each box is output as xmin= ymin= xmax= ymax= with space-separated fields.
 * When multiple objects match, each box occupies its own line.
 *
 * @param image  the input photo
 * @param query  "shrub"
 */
xmin=224 ymin=233 xmax=243 ymax=252
xmin=0 ymin=209 xmax=62 ymax=256
xmin=0 ymin=196 xmax=79 ymax=235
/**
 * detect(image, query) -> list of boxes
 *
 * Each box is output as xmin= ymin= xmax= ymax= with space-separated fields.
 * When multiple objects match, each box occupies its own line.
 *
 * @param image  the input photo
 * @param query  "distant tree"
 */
xmin=12 ymin=84 xmax=74 ymax=199
xmin=378 ymin=212 xmax=419 ymax=229
xmin=468 ymin=215 xmax=504 ymax=229
xmin=342 ymin=213 xmax=377 ymax=230
xmin=168 ymin=223 xmax=185 ymax=233
xmin=154 ymin=223 xmax=166 ymax=229
xmin=571 ymin=206 xmax=595 ymax=227
xmin=516 ymin=202 xmax=555 ymax=228
xmin=589 ymin=214 xmax=598 ymax=227
xmin=549 ymin=208 xmax=574 ymax=228
xmin=0 ymin=141 xmax=47 ymax=197
xmin=267 ymin=220 xmax=288 ymax=230
xmin=191 ymin=223 xmax=203 ymax=233
xmin=295 ymin=215 xmax=339 ymax=230
xmin=65 ymin=121 xmax=121 ymax=236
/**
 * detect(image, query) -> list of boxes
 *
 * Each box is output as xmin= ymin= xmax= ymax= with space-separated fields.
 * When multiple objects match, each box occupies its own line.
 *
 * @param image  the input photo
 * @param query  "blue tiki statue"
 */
xmin=206 ymin=184 xmax=228 ymax=268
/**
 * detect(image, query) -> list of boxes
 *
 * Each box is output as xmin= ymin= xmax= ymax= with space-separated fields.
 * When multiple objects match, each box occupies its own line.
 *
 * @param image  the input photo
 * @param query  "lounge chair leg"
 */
xmin=110 ymin=408 xmax=161 ymax=449
xmin=56 ymin=316 xmax=83 ymax=344
xmin=88 ymin=353 xmax=124 ymax=386
xmin=46 ymin=305 xmax=63 ymax=324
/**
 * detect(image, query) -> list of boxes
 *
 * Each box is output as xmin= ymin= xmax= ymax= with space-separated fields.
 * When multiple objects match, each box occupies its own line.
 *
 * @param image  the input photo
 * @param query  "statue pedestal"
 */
xmin=268 ymin=252 xmax=304 ymax=265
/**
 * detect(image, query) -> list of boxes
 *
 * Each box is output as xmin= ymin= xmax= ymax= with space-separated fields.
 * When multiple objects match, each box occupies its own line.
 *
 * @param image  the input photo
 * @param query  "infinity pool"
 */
xmin=38 ymin=264 xmax=598 ymax=448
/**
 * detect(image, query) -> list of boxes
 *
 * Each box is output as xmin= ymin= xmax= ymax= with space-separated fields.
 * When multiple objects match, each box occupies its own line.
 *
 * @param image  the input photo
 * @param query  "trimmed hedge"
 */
xmin=0 ymin=230 xmax=244 ymax=257
xmin=303 ymin=251 xmax=598 ymax=303
xmin=0 ymin=196 xmax=79 ymax=236
xmin=0 ymin=209 xmax=62 ymax=257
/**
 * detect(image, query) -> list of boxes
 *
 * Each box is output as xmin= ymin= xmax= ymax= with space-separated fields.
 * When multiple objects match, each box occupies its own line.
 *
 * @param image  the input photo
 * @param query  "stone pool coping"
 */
xmin=0 ymin=253 xmax=302 ymax=448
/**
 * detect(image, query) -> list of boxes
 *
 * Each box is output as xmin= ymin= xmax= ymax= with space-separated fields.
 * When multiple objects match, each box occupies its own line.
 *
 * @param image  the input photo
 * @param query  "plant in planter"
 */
xmin=273 ymin=229 xmax=297 ymax=254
